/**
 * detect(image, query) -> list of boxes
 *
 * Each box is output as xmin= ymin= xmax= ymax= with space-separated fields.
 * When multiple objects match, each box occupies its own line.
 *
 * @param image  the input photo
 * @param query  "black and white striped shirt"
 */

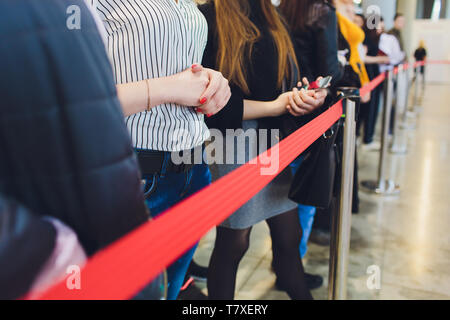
xmin=91 ymin=0 xmax=210 ymax=151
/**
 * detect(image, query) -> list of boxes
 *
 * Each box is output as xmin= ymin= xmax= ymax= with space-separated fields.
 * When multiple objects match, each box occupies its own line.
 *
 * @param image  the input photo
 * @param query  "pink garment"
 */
xmin=28 ymin=218 xmax=87 ymax=299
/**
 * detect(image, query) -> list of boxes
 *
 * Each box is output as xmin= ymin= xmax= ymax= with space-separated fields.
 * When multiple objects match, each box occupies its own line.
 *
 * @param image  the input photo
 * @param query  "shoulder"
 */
xmin=387 ymin=28 xmax=397 ymax=36
xmin=198 ymin=1 xmax=215 ymax=19
xmin=198 ymin=1 xmax=216 ymax=29
xmin=311 ymin=1 xmax=335 ymax=28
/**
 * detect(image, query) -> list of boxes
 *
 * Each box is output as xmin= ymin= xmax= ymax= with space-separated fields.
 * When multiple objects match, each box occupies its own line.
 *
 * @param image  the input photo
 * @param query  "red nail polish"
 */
xmin=200 ymin=97 xmax=207 ymax=104
xmin=207 ymin=114 xmax=213 ymax=118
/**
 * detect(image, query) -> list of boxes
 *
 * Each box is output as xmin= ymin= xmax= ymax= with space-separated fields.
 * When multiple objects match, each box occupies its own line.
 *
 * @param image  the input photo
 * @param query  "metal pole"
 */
xmin=390 ymin=65 xmax=408 ymax=154
xmin=360 ymin=70 xmax=400 ymax=195
xmin=328 ymin=93 xmax=358 ymax=300
xmin=412 ymin=66 xmax=419 ymax=111
xmin=400 ymin=65 xmax=417 ymax=130
xmin=411 ymin=64 xmax=426 ymax=114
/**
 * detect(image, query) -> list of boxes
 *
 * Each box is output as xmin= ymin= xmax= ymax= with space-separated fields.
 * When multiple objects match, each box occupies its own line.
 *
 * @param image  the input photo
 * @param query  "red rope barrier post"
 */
xmin=328 ymin=89 xmax=359 ymax=300
xmin=360 ymin=70 xmax=401 ymax=196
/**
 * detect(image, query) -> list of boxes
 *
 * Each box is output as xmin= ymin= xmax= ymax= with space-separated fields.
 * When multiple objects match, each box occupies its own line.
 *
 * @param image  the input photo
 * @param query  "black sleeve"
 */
xmin=0 ymin=195 xmax=57 ymax=300
xmin=293 ymin=31 xmax=315 ymax=83
xmin=199 ymin=3 xmax=244 ymax=133
xmin=315 ymin=6 xmax=343 ymax=84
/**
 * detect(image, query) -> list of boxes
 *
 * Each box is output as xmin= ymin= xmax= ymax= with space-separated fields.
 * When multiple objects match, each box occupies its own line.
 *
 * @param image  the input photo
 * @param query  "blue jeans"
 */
xmin=290 ymin=157 xmax=317 ymax=258
xmin=140 ymin=153 xmax=211 ymax=300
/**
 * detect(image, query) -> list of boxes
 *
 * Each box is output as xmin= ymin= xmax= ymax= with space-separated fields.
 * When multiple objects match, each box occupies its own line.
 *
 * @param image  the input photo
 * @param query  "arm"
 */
xmin=364 ymin=55 xmax=391 ymax=65
xmin=116 ymin=67 xmax=209 ymax=117
xmin=244 ymin=88 xmax=327 ymax=120
xmin=243 ymin=97 xmax=287 ymax=120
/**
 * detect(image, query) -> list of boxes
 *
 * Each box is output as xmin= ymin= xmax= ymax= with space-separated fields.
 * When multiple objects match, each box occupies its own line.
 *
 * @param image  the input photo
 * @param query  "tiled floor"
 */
xmin=193 ymin=82 xmax=450 ymax=300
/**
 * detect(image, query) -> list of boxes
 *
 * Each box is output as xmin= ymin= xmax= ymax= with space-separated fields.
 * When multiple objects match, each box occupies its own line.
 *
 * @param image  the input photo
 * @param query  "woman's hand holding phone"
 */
xmin=285 ymin=77 xmax=328 ymax=117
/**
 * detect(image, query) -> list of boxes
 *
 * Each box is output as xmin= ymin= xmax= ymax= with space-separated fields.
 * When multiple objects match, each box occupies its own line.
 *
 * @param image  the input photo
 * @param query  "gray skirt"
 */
xmin=208 ymin=120 xmax=296 ymax=230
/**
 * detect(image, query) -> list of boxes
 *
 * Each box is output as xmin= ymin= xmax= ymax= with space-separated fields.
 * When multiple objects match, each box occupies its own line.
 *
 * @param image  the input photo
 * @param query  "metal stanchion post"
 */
xmin=360 ymin=71 xmax=400 ymax=195
xmin=400 ymin=65 xmax=416 ymax=130
xmin=390 ymin=65 xmax=408 ymax=154
xmin=328 ymin=89 xmax=358 ymax=300
xmin=414 ymin=64 xmax=424 ymax=113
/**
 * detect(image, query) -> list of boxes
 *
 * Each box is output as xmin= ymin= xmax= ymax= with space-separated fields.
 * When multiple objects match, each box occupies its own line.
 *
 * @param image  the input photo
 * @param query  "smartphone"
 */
xmin=302 ymin=76 xmax=333 ymax=91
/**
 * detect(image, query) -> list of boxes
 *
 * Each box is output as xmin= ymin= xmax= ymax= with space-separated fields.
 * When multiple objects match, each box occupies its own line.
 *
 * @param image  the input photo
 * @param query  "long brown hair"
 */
xmin=213 ymin=0 xmax=299 ymax=94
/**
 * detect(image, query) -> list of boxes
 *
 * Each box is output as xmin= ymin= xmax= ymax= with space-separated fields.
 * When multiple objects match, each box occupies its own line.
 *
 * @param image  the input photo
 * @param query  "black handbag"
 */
xmin=288 ymin=116 xmax=341 ymax=209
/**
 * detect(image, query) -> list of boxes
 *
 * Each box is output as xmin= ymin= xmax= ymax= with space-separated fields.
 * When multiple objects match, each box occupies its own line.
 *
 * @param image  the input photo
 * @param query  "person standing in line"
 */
xmin=200 ymin=0 xmax=327 ymax=300
xmin=0 ymin=0 xmax=149 ymax=298
xmin=358 ymin=15 xmax=391 ymax=151
xmin=414 ymin=40 xmax=427 ymax=89
xmin=90 ymin=0 xmax=231 ymax=300
xmin=279 ymin=0 xmax=343 ymax=290
xmin=388 ymin=13 xmax=406 ymax=59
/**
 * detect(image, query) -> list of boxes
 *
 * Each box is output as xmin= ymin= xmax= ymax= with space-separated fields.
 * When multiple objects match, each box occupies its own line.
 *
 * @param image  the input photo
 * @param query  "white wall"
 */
xmin=411 ymin=19 xmax=450 ymax=83
xmin=362 ymin=0 xmax=398 ymax=30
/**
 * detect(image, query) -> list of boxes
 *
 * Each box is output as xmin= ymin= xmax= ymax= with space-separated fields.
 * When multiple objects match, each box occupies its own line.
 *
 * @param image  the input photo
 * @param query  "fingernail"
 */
xmin=207 ymin=114 xmax=213 ymax=118
xmin=200 ymin=97 xmax=207 ymax=104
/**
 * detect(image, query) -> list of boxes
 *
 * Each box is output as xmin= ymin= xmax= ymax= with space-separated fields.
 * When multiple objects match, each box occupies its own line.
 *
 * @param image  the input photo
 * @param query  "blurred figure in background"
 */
xmin=354 ymin=13 xmax=365 ymax=29
xmin=414 ymin=40 xmax=428 ymax=89
xmin=358 ymin=15 xmax=391 ymax=151
xmin=388 ymin=13 xmax=406 ymax=59
xmin=335 ymin=0 xmax=370 ymax=92
xmin=378 ymin=16 xmax=406 ymax=134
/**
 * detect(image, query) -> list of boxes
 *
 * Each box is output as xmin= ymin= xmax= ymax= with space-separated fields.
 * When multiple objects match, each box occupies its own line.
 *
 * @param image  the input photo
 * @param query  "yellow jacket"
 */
xmin=337 ymin=12 xmax=370 ymax=86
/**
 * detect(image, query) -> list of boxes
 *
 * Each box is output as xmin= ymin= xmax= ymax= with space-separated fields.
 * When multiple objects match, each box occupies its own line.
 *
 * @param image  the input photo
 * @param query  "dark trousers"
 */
xmin=357 ymin=82 xmax=383 ymax=144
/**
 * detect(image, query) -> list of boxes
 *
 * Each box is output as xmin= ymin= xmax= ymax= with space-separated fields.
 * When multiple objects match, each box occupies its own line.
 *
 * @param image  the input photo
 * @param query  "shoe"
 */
xmin=187 ymin=261 xmax=208 ymax=282
xmin=304 ymin=273 xmax=323 ymax=290
xmin=361 ymin=141 xmax=381 ymax=151
xmin=275 ymin=273 xmax=323 ymax=291
xmin=177 ymin=276 xmax=208 ymax=300
xmin=309 ymin=229 xmax=330 ymax=246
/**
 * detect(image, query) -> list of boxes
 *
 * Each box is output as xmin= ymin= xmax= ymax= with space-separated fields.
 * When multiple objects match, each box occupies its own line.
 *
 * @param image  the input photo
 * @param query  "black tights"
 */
xmin=207 ymin=209 xmax=313 ymax=300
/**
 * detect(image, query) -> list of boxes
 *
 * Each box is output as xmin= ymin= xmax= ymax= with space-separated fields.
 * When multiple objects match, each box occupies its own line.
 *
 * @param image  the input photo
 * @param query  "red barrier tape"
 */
xmin=34 ymin=61 xmax=447 ymax=300
xmin=360 ymin=73 xmax=386 ymax=97
xmin=37 ymin=102 xmax=342 ymax=300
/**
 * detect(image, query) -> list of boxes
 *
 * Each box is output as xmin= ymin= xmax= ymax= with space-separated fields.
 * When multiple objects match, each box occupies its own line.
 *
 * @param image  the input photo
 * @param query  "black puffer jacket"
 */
xmin=0 ymin=0 xmax=149 ymax=256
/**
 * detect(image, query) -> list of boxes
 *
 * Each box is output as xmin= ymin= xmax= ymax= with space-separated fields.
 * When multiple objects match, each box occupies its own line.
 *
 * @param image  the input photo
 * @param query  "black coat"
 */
xmin=0 ymin=0 xmax=149 ymax=260
xmin=291 ymin=1 xmax=343 ymax=85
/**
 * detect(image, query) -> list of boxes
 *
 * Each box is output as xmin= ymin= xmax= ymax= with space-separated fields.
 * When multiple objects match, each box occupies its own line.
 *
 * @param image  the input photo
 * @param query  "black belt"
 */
xmin=136 ymin=149 xmax=195 ymax=175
